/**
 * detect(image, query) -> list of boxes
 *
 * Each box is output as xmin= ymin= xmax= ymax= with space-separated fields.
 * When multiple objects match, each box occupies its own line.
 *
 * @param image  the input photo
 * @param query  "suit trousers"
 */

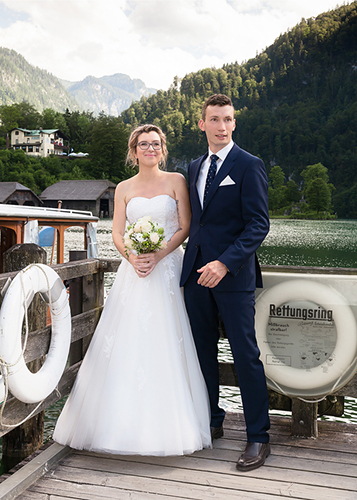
xmin=184 ymin=253 xmax=270 ymax=443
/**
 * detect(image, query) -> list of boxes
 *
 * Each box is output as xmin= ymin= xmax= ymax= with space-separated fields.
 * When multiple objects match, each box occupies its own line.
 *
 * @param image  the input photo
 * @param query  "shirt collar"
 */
xmin=208 ymin=140 xmax=234 ymax=163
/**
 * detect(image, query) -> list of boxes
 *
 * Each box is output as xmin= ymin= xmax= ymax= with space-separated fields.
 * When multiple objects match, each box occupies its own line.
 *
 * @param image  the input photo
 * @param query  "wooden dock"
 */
xmin=1 ymin=412 xmax=356 ymax=500
xmin=0 ymin=256 xmax=357 ymax=499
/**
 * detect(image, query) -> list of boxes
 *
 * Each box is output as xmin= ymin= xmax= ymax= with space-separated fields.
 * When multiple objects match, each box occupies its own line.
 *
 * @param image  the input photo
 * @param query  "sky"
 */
xmin=0 ymin=0 xmax=352 ymax=90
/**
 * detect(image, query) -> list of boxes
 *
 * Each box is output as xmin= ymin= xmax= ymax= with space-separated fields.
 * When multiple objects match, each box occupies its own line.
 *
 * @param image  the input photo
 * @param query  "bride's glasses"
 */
xmin=137 ymin=141 xmax=162 ymax=150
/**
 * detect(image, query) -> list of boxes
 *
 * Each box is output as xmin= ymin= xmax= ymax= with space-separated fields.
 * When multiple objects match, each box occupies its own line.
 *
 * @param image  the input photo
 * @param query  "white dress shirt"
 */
xmin=196 ymin=141 xmax=234 ymax=207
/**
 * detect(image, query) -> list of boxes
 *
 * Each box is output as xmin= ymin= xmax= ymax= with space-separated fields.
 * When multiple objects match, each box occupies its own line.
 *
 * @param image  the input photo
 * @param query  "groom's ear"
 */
xmin=198 ymin=119 xmax=205 ymax=132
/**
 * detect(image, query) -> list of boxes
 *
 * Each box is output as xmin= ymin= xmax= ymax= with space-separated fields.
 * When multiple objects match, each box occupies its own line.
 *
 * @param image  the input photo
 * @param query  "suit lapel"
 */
xmin=190 ymin=154 xmax=207 ymax=213
xmin=203 ymin=144 xmax=239 ymax=211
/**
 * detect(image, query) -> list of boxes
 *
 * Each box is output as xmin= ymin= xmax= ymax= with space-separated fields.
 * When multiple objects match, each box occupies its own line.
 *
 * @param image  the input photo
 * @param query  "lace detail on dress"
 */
xmin=162 ymin=248 xmax=183 ymax=302
xmin=137 ymin=367 xmax=146 ymax=392
xmin=103 ymin=334 xmax=115 ymax=359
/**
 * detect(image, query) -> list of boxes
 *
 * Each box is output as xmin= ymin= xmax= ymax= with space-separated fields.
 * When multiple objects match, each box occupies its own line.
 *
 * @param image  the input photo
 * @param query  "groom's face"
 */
xmin=199 ymin=105 xmax=236 ymax=153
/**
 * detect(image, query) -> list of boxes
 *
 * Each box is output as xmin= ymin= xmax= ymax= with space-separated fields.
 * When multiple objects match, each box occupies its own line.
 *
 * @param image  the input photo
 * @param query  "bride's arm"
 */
xmin=112 ymin=182 xmax=140 ymax=272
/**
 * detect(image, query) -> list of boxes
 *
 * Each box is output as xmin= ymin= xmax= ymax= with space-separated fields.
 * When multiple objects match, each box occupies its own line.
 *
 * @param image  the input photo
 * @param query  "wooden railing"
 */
xmin=0 ymin=258 xmax=120 ymax=439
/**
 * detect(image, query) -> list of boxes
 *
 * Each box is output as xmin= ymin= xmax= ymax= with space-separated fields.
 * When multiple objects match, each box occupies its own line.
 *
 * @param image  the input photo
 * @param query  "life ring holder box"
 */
xmin=255 ymin=272 xmax=357 ymax=398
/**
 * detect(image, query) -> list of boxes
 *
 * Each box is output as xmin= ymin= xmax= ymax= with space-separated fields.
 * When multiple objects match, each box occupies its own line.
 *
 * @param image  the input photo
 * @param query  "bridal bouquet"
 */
xmin=123 ymin=216 xmax=167 ymax=258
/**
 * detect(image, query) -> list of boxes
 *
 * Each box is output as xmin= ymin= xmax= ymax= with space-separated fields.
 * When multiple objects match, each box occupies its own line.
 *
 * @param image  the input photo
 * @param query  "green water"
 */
xmin=258 ymin=219 xmax=357 ymax=268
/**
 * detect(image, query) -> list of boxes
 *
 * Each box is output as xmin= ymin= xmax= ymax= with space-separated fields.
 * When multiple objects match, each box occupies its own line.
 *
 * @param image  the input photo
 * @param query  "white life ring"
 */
xmin=256 ymin=279 xmax=357 ymax=397
xmin=0 ymin=264 xmax=71 ymax=404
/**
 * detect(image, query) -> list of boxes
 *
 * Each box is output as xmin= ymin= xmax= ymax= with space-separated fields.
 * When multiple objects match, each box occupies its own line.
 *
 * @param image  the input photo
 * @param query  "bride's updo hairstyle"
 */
xmin=126 ymin=124 xmax=168 ymax=169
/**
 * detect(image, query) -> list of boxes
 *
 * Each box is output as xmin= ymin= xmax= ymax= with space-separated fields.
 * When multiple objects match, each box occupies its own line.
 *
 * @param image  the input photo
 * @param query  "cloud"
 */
xmin=0 ymin=0 xmax=351 ymax=89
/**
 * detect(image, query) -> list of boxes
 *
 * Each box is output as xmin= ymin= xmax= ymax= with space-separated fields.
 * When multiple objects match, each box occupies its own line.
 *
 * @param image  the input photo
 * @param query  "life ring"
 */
xmin=0 ymin=375 xmax=4 ymax=403
xmin=0 ymin=264 xmax=71 ymax=404
xmin=256 ymin=279 xmax=357 ymax=397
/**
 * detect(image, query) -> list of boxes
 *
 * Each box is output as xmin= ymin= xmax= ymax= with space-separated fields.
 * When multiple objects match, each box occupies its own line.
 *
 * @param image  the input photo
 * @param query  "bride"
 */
xmin=53 ymin=124 xmax=212 ymax=456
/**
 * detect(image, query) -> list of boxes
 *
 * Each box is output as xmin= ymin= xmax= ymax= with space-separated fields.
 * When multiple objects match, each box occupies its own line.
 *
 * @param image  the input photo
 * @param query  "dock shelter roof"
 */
xmin=0 ymin=182 xmax=42 ymax=204
xmin=40 ymin=180 xmax=116 ymax=201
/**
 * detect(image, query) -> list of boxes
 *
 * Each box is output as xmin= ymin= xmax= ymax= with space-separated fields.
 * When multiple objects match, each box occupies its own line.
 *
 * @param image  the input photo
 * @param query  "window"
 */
xmin=15 ymin=131 xmax=19 ymax=135
xmin=28 ymin=146 xmax=33 ymax=152
xmin=36 ymin=146 xmax=39 ymax=152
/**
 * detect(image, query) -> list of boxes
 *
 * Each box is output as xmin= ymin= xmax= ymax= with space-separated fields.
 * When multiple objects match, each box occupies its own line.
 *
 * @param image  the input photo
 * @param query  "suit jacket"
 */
xmin=180 ymin=142 xmax=269 ymax=292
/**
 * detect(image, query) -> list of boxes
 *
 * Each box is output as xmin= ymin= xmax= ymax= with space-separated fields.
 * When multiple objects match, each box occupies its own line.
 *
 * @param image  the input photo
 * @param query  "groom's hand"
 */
xmin=197 ymin=260 xmax=228 ymax=288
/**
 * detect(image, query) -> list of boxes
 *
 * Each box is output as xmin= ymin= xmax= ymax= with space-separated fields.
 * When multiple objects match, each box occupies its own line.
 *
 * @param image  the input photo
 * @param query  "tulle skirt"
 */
xmin=53 ymin=247 xmax=212 ymax=456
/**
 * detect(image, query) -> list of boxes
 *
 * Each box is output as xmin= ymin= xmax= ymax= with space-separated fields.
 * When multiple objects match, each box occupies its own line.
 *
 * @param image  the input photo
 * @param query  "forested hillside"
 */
xmin=0 ymin=48 xmax=78 ymax=112
xmin=122 ymin=2 xmax=357 ymax=217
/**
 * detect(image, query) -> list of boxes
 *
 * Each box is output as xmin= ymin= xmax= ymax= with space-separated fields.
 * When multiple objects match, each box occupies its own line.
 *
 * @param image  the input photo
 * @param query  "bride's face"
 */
xmin=136 ymin=131 xmax=162 ymax=169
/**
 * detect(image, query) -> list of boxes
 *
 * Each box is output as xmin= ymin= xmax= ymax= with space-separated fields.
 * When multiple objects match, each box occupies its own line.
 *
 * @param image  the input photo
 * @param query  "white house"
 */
xmin=10 ymin=128 xmax=70 ymax=157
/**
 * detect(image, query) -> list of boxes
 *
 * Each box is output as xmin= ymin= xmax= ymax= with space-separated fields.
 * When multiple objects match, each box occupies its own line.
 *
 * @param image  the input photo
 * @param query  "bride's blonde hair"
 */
xmin=126 ymin=124 xmax=168 ymax=169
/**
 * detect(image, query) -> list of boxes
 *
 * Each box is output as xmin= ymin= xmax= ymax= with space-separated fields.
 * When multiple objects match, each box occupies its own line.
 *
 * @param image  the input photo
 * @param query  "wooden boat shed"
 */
xmin=0 ymin=182 xmax=42 ymax=207
xmin=40 ymin=180 xmax=116 ymax=218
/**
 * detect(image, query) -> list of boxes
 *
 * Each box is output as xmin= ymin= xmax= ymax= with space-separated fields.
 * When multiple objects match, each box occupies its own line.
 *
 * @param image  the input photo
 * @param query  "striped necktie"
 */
xmin=203 ymin=154 xmax=218 ymax=205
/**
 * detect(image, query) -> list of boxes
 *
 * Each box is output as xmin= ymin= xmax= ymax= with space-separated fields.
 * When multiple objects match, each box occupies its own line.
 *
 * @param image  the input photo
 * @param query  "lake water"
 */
xmin=258 ymin=219 xmax=357 ymax=268
xmin=8 ymin=218 xmax=357 ymax=449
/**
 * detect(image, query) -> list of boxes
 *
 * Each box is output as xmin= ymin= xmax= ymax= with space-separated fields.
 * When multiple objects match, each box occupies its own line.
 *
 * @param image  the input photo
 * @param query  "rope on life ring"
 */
xmin=0 ymin=264 xmax=71 ymax=407
xmin=256 ymin=279 xmax=357 ymax=398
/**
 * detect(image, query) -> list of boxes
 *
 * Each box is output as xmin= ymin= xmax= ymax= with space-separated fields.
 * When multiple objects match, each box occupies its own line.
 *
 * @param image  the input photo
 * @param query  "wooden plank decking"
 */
xmin=1 ymin=412 xmax=356 ymax=500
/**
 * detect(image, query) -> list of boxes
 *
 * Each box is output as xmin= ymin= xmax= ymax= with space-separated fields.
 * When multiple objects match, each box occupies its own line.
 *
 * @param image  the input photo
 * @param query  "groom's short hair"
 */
xmin=202 ymin=94 xmax=234 ymax=120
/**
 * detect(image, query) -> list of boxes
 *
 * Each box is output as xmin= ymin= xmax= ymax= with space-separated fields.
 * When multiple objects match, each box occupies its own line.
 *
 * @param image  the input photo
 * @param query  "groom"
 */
xmin=181 ymin=94 xmax=270 ymax=472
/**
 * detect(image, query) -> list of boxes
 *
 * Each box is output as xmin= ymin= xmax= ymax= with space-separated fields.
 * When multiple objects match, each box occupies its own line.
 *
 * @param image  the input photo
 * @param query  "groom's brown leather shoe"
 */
xmin=236 ymin=442 xmax=270 ymax=472
xmin=210 ymin=426 xmax=224 ymax=440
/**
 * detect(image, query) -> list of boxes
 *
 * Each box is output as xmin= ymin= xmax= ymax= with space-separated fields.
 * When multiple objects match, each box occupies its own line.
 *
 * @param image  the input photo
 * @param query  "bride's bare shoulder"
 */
xmin=115 ymin=176 xmax=138 ymax=201
xmin=163 ymin=171 xmax=187 ymax=186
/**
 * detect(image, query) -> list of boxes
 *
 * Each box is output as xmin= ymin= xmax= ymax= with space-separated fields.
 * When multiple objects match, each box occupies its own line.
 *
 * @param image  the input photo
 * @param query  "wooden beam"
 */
xmin=0 ymin=364 xmax=80 ymax=437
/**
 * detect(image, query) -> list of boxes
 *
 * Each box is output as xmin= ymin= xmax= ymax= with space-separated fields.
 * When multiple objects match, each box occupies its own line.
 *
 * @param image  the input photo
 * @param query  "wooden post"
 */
xmin=68 ymin=250 xmax=87 ymax=365
xmin=2 ymin=243 xmax=47 ymax=472
xmin=291 ymin=398 xmax=318 ymax=438
xmin=81 ymin=266 xmax=104 ymax=356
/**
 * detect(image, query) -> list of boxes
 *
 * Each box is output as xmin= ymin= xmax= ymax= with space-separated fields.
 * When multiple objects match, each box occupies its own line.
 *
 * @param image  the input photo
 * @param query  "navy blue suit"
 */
xmin=181 ymin=142 xmax=270 ymax=443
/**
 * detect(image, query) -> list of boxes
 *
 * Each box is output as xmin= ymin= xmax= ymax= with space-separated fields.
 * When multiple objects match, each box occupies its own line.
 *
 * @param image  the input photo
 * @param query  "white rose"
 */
xmin=150 ymin=232 xmax=160 ymax=244
xmin=134 ymin=222 xmax=142 ymax=232
xmin=140 ymin=215 xmax=152 ymax=223
xmin=124 ymin=238 xmax=133 ymax=248
xmin=141 ymin=221 xmax=152 ymax=233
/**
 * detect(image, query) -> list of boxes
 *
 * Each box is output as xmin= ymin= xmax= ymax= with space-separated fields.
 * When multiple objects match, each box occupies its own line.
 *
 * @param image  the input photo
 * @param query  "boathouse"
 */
xmin=0 ymin=182 xmax=42 ymax=206
xmin=40 ymin=179 xmax=116 ymax=217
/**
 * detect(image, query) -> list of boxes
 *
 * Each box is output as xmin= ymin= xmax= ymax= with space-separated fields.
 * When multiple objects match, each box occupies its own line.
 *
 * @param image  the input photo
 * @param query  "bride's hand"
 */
xmin=129 ymin=252 xmax=160 ymax=277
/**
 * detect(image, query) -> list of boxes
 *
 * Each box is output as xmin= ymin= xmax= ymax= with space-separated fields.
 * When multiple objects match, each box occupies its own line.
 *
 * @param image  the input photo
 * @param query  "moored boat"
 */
xmin=0 ymin=203 xmax=98 ymax=271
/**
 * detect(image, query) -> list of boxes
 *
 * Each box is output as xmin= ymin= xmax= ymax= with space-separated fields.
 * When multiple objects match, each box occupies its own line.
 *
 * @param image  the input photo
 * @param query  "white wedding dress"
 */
xmin=53 ymin=195 xmax=212 ymax=456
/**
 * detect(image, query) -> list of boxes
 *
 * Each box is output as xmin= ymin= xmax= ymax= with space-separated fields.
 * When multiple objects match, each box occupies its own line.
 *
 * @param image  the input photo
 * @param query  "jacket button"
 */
xmin=200 ymin=223 xmax=205 ymax=227
xmin=195 ymin=244 xmax=199 ymax=248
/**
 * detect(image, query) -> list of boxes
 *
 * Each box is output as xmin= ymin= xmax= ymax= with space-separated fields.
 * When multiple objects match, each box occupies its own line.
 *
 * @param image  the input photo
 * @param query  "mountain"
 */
xmin=121 ymin=2 xmax=357 ymax=216
xmin=0 ymin=47 xmax=156 ymax=117
xmin=60 ymin=73 xmax=157 ymax=116
xmin=0 ymin=47 xmax=79 ymax=112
